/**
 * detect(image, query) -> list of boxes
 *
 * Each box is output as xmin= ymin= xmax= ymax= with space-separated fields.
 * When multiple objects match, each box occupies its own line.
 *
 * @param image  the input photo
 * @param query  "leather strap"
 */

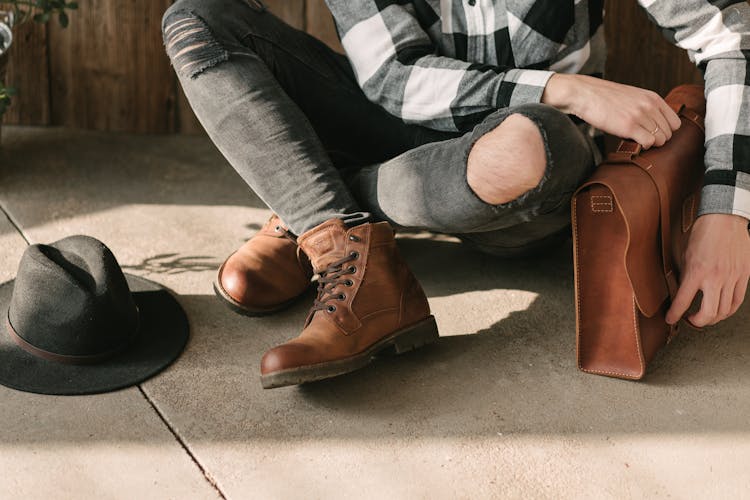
xmin=5 ymin=309 xmax=139 ymax=365
xmin=602 ymin=105 xmax=705 ymax=302
xmin=605 ymin=106 xmax=704 ymax=163
xmin=678 ymin=107 xmax=704 ymax=131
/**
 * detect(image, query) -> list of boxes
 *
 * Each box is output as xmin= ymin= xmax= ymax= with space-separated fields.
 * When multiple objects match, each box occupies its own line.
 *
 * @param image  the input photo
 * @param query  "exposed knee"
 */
xmin=162 ymin=1 xmax=230 ymax=79
xmin=467 ymin=113 xmax=547 ymax=206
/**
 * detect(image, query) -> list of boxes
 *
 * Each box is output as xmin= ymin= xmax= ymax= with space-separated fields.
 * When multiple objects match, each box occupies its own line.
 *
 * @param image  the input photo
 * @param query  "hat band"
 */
xmin=5 ymin=309 xmax=140 ymax=366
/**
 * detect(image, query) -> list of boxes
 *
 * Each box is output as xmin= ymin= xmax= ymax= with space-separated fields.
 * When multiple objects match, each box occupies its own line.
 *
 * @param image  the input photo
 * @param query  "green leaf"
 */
xmin=58 ymin=11 xmax=68 ymax=27
xmin=32 ymin=12 xmax=51 ymax=23
xmin=67 ymin=2 xmax=78 ymax=9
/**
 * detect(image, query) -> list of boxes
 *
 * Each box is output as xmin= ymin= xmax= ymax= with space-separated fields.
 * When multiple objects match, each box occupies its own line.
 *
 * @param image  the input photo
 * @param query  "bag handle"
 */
xmin=604 ymin=105 xmax=705 ymax=165
xmin=600 ymin=103 xmax=706 ymax=340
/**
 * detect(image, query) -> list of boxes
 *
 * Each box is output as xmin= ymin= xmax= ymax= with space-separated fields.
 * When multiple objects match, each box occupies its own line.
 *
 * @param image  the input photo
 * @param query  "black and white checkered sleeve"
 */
xmin=325 ymin=0 xmax=554 ymax=132
xmin=640 ymin=0 xmax=750 ymax=221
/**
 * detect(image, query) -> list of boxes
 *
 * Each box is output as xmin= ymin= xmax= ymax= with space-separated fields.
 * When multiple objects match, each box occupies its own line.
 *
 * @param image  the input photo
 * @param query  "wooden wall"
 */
xmin=3 ymin=0 xmax=706 ymax=134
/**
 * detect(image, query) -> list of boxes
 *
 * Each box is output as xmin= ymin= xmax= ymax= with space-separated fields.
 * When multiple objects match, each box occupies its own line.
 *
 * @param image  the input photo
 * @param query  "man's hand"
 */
xmin=542 ymin=74 xmax=682 ymax=150
xmin=666 ymin=214 xmax=750 ymax=327
xmin=542 ymin=74 xmax=750 ymax=325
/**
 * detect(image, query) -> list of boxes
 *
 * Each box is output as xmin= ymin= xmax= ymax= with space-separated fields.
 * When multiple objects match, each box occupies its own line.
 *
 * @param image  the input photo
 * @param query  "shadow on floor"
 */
xmin=138 ymin=236 xmax=750 ymax=442
xmin=1 ymin=228 xmax=747 ymax=446
xmin=122 ymin=253 xmax=222 ymax=275
xmin=0 ymin=127 xmax=268 ymax=229
xmin=1 ymin=127 xmax=748 ymax=444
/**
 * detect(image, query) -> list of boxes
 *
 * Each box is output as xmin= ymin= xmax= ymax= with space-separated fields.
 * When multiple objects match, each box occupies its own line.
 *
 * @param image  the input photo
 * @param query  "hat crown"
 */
xmin=7 ymin=235 xmax=138 ymax=359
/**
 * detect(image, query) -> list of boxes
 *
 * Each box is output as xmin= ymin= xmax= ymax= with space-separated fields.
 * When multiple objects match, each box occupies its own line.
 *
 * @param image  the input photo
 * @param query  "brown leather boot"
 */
xmin=214 ymin=215 xmax=313 ymax=316
xmin=260 ymin=218 xmax=439 ymax=388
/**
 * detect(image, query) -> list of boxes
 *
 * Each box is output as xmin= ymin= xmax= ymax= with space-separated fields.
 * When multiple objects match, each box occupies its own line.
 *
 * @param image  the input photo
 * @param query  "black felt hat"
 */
xmin=0 ymin=235 xmax=189 ymax=395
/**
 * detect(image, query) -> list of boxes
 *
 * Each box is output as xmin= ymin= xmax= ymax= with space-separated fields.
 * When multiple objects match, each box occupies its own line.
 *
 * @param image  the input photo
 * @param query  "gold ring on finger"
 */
xmin=651 ymin=125 xmax=660 ymax=136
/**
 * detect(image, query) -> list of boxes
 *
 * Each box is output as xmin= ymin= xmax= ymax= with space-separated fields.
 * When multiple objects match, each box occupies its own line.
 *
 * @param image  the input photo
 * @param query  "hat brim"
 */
xmin=0 ymin=274 xmax=189 ymax=396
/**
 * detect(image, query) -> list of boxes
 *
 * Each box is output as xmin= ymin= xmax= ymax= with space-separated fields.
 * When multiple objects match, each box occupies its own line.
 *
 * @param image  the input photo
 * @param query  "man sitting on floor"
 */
xmin=162 ymin=0 xmax=750 ymax=388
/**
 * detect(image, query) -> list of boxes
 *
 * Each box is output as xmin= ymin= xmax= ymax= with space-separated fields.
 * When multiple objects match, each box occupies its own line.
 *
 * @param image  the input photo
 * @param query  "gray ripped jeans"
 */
xmin=162 ymin=0 xmax=601 ymax=257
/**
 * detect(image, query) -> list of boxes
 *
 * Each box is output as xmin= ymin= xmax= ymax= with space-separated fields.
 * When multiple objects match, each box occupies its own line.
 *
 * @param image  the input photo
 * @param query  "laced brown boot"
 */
xmin=214 ymin=214 xmax=313 ymax=316
xmin=260 ymin=218 xmax=439 ymax=389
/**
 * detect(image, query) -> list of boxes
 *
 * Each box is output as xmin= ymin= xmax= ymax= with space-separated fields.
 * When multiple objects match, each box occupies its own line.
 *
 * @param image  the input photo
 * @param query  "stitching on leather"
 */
xmin=574 ymin=193 xmax=644 ymax=379
xmin=340 ymin=225 xmax=370 ymax=335
xmin=632 ymin=295 xmax=646 ymax=375
xmin=581 ymin=367 xmax=642 ymax=378
xmin=591 ymin=195 xmax=613 ymax=213
xmin=573 ymin=197 xmax=585 ymax=370
xmin=578 ymin=297 xmax=645 ymax=380
xmin=359 ymin=307 xmax=399 ymax=323
xmin=574 ymin=197 xmax=617 ymax=375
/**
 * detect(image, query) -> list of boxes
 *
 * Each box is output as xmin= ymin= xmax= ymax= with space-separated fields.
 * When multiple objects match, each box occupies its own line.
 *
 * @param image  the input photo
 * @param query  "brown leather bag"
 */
xmin=571 ymin=84 xmax=706 ymax=380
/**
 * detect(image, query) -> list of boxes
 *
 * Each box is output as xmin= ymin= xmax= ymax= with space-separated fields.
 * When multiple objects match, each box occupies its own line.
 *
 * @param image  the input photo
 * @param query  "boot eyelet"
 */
xmin=348 ymin=266 xmax=357 ymax=273
xmin=344 ymin=279 xmax=354 ymax=287
xmin=350 ymin=251 xmax=359 ymax=259
xmin=348 ymin=235 xmax=360 ymax=242
xmin=327 ymin=305 xmax=336 ymax=313
xmin=338 ymin=293 xmax=346 ymax=301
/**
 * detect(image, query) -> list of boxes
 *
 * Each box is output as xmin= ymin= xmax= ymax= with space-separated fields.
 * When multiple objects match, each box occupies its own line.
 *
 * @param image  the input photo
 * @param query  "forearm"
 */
xmin=542 ymin=73 xmax=683 ymax=150
xmin=636 ymin=0 xmax=750 ymax=220
xmin=325 ymin=0 xmax=554 ymax=132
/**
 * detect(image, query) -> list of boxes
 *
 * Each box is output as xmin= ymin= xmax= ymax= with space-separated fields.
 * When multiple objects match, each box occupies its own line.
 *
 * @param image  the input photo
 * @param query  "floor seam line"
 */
xmin=138 ymin=386 xmax=228 ymax=499
xmin=0 ymin=202 xmax=31 ymax=245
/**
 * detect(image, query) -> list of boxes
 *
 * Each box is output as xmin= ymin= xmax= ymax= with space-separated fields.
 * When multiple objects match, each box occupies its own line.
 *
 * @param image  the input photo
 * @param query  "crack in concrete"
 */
xmin=0 ymin=201 xmax=31 ymax=245
xmin=0 ymin=202 xmax=225 ymax=497
xmin=138 ymin=386 xmax=228 ymax=499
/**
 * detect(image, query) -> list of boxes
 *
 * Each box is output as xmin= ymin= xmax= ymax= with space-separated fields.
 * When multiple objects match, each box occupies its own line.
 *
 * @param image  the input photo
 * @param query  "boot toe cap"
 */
xmin=218 ymin=264 xmax=253 ymax=303
xmin=260 ymin=342 xmax=318 ymax=375
xmin=218 ymin=261 xmax=287 ymax=310
xmin=217 ymin=248 xmax=312 ymax=312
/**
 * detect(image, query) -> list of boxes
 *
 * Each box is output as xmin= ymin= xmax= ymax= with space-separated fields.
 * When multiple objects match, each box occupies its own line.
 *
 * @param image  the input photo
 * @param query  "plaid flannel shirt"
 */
xmin=324 ymin=0 xmax=750 ymax=221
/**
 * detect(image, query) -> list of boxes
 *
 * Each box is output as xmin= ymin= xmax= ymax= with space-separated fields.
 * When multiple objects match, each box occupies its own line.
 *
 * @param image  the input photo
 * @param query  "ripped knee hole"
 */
xmin=162 ymin=10 xmax=229 ymax=79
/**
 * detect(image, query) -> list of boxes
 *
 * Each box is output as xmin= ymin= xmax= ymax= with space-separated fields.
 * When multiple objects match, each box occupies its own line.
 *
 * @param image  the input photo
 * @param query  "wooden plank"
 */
xmin=4 ymin=0 xmax=721 ymax=132
xmin=47 ymin=0 xmax=175 ymax=133
xmin=305 ymin=0 xmax=343 ymax=53
xmin=264 ymin=0 xmax=305 ymax=30
xmin=604 ymin=0 xmax=702 ymax=95
xmin=3 ymin=21 xmax=50 ymax=125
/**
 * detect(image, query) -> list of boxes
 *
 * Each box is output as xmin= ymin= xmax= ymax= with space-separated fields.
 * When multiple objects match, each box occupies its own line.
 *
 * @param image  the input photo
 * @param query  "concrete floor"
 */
xmin=1 ymin=125 xmax=749 ymax=499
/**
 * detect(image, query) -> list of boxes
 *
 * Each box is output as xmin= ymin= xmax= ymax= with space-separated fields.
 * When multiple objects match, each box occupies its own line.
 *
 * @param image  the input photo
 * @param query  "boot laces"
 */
xmin=310 ymin=251 xmax=359 ymax=315
xmin=273 ymin=223 xmax=298 ymax=244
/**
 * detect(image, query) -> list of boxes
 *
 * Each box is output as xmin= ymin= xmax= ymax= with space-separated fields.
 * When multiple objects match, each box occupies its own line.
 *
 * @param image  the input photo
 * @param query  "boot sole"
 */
xmin=260 ymin=315 xmax=440 ymax=389
xmin=213 ymin=268 xmax=312 ymax=317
